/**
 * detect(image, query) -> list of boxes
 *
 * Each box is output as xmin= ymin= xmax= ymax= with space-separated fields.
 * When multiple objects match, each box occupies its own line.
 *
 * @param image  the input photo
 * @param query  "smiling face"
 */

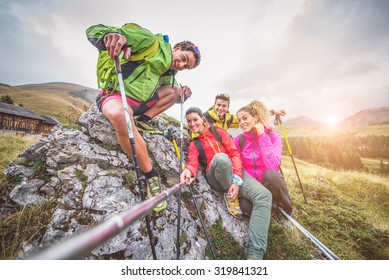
xmin=170 ymin=46 xmax=196 ymax=71
xmin=186 ymin=112 xmax=205 ymax=133
xmin=214 ymin=99 xmax=229 ymax=118
xmin=237 ymin=110 xmax=258 ymax=133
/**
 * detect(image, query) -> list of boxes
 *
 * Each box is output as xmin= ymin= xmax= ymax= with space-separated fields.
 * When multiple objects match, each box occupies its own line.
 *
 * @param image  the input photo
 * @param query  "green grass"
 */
xmin=0 ymin=135 xmax=38 ymax=173
xmin=279 ymin=156 xmax=389 ymax=259
xmin=0 ymin=135 xmax=47 ymax=259
xmin=0 ymin=200 xmax=59 ymax=259
xmin=205 ymin=219 xmax=245 ymax=259
xmin=75 ymin=169 xmax=88 ymax=189
xmin=361 ymin=157 xmax=389 ymax=174
xmin=265 ymin=218 xmax=319 ymax=260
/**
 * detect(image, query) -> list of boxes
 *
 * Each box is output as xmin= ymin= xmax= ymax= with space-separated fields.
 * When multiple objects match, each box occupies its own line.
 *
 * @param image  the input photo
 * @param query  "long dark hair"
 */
xmin=185 ymin=107 xmax=203 ymax=117
xmin=185 ymin=107 xmax=222 ymax=142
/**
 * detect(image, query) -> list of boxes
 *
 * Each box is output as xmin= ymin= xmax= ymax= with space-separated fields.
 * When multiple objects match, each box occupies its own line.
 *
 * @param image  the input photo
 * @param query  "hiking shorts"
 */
xmin=96 ymin=89 xmax=159 ymax=116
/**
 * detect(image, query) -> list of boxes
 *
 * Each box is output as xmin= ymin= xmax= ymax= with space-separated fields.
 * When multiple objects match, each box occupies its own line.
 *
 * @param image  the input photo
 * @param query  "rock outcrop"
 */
xmin=3 ymin=105 xmax=249 ymax=260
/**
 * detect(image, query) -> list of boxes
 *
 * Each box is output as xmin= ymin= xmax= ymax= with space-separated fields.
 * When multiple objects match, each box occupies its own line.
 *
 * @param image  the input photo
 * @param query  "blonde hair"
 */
xmin=237 ymin=100 xmax=270 ymax=125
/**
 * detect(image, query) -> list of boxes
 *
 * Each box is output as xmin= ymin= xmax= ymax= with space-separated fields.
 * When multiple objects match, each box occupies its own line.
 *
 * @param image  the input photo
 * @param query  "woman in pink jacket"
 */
xmin=234 ymin=100 xmax=293 ymax=215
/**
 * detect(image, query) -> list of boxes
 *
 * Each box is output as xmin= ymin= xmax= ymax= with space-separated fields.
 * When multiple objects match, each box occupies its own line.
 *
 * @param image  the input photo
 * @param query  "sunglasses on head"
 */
xmin=216 ymin=93 xmax=230 ymax=100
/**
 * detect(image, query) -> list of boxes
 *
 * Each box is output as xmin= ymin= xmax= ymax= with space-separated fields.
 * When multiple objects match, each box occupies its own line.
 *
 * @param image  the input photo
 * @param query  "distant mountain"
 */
xmin=283 ymin=116 xmax=324 ymax=126
xmin=340 ymin=107 xmax=389 ymax=126
xmin=17 ymin=82 xmax=98 ymax=104
xmin=282 ymin=107 xmax=389 ymax=126
xmin=0 ymin=82 xmax=98 ymax=120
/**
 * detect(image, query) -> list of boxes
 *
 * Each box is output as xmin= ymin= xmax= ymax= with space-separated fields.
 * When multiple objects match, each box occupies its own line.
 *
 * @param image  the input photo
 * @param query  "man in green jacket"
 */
xmin=87 ymin=23 xmax=201 ymax=212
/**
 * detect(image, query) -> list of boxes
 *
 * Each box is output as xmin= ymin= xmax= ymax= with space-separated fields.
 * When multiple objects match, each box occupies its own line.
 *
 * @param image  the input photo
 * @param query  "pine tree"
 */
xmin=0 ymin=94 xmax=15 ymax=104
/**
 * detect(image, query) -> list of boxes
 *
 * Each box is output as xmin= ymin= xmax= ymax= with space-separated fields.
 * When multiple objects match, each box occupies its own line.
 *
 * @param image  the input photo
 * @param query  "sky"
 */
xmin=0 ymin=0 xmax=388 ymax=124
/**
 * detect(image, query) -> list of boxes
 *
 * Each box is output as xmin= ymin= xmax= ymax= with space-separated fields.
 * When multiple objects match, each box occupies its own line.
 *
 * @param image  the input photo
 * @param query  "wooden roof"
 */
xmin=40 ymin=115 xmax=60 ymax=125
xmin=0 ymin=102 xmax=46 ymax=121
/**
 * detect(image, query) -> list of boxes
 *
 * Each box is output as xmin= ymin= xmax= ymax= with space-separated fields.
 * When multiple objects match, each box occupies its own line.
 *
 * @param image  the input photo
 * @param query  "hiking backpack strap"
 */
xmin=209 ymin=125 xmax=222 ymax=143
xmin=238 ymin=134 xmax=246 ymax=150
xmin=203 ymin=112 xmax=215 ymax=125
xmin=193 ymin=138 xmax=207 ymax=171
xmin=226 ymin=114 xmax=234 ymax=128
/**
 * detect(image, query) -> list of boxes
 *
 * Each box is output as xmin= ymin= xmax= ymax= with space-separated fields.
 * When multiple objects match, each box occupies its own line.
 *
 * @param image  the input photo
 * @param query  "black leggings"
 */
xmin=239 ymin=170 xmax=293 ymax=215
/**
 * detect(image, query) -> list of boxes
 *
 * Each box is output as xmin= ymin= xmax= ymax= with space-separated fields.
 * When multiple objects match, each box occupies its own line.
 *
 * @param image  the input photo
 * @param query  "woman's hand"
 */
xmin=180 ymin=169 xmax=194 ymax=185
xmin=227 ymin=184 xmax=240 ymax=200
xmin=254 ymin=121 xmax=265 ymax=135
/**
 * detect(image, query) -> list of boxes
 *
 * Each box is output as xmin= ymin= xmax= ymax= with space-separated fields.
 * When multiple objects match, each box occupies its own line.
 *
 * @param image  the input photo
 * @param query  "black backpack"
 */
xmin=204 ymin=111 xmax=234 ymax=128
xmin=237 ymin=133 xmax=246 ymax=150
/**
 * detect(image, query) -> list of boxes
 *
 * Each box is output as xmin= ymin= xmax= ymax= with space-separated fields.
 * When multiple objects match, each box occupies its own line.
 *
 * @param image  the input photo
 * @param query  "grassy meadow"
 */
xmin=271 ymin=157 xmax=389 ymax=259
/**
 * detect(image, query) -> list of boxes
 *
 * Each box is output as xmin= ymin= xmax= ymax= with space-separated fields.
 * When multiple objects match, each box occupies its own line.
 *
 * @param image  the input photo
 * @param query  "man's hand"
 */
xmin=227 ymin=184 xmax=240 ymax=200
xmin=180 ymin=169 xmax=194 ymax=185
xmin=179 ymin=85 xmax=192 ymax=100
xmin=103 ymin=33 xmax=131 ymax=60
xmin=271 ymin=109 xmax=286 ymax=116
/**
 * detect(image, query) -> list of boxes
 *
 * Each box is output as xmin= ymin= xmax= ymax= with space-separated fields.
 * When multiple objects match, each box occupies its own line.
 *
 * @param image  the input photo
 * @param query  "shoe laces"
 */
xmin=228 ymin=197 xmax=239 ymax=207
xmin=148 ymin=177 xmax=160 ymax=196
xmin=225 ymin=194 xmax=239 ymax=208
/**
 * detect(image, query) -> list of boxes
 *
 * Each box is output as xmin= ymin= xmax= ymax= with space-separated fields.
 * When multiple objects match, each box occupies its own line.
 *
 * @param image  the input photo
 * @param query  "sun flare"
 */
xmin=324 ymin=117 xmax=340 ymax=126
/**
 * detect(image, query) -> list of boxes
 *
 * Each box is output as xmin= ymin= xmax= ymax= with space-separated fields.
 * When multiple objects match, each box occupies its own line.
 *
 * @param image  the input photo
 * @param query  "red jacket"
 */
xmin=185 ymin=126 xmax=242 ymax=178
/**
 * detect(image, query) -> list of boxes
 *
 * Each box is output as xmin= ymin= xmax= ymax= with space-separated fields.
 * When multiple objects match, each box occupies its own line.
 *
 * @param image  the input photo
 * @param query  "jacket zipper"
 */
xmin=252 ymin=133 xmax=259 ymax=181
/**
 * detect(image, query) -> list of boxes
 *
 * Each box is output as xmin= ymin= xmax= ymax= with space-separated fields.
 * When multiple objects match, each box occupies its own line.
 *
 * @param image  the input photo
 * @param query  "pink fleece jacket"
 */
xmin=233 ymin=127 xmax=282 ymax=182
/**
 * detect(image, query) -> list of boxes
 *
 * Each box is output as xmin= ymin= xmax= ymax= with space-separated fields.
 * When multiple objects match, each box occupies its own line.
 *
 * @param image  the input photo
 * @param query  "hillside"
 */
xmin=0 ymin=82 xmax=97 ymax=121
xmin=283 ymin=116 xmax=324 ymax=126
xmin=340 ymin=107 xmax=389 ymax=126
xmin=278 ymin=157 xmax=389 ymax=259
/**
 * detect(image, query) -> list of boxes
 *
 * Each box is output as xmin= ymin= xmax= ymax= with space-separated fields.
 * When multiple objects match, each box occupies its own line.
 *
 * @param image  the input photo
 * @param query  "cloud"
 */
xmin=221 ymin=0 xmax=389 ymax=121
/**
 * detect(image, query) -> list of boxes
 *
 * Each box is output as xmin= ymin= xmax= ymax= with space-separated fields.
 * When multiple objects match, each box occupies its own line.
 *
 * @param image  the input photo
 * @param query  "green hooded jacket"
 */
xmin=86 ymin=23 xmax=177 ymax=102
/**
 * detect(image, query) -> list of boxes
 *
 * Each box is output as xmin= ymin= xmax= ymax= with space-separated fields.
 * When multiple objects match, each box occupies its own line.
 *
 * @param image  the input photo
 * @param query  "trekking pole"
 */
xmin=114 ymin=56 xmax=157 ymax=260
xmin=29 ymin=182 xmax=184 ymax=260
xmin=176 ymin=93 xmax=184 ymax=259
xmin=166 ymin=129 xmax=217 ymax=259
xmin=279 ymin=208 xmax=340 ymax=260
xmin=274 ymin=114 xmax=308 ymax=203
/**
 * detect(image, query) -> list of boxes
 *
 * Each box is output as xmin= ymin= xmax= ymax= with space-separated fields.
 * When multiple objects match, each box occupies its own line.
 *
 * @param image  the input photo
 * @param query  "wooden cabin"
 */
xmin=40 ymin=115 xmax=60 ymax=133
xmin=0 ymin=102 xmax=59 ymax=134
